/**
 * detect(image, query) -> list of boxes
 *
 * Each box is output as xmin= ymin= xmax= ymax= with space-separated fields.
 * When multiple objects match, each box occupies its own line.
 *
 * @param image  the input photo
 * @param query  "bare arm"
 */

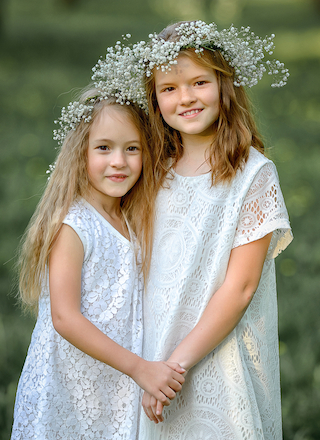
xmin=49 ymin=224 xmax=185 ymax=406
xmin=167 ymin=233 xmax=272 ymax=369
xmin=142 ymin=232 xmax=272 ymax=421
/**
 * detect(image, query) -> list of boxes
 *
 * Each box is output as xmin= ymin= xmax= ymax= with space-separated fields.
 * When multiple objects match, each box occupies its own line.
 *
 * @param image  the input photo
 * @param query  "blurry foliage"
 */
xmin=0 ymin=0 xmax=319 ymax=439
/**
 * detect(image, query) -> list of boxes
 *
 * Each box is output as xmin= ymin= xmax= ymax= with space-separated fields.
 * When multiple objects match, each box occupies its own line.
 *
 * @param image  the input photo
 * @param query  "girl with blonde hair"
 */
xmin=11 ymin=88 xmax=185 ymax=439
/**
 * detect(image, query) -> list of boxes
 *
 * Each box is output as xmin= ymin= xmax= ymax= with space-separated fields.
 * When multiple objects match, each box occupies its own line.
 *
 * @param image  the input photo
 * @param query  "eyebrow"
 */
xmin=91 ymin=138 xmax=141 ymax=144
xmin=156 ymin=73 xmax=213 ymax=88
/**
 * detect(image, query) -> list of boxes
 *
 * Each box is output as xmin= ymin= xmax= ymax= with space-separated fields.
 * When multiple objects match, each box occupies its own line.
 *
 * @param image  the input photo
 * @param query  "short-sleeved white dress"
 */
xmin=11 ymin=198 xmax=144 ymax=440
xmin=139 ymin=148 xmax=293 ymax=440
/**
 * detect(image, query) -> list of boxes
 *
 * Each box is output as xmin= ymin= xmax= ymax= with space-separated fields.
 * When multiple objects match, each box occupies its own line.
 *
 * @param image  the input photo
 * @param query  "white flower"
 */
xmin=49 ymin=21 xmax=288 ymax=176
xmin=136 ymin=21 xmax=288 ymax=90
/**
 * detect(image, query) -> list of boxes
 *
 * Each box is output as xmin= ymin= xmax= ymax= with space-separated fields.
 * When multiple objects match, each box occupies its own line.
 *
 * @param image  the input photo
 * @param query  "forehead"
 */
xmin=154 ymin=53 xmax=215 ymax=83
xmin=91 ymin=106 xmax=134 ymax=130
xmin=89 ymin=105 xmax=140 ymax=139
xmin=94 ymin=105 xmax=131 ymax=124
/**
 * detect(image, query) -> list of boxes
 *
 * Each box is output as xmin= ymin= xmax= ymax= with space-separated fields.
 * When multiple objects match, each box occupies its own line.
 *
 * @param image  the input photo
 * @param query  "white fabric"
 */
xmin=140 ymin=148 xmax=292 ymax=440
xmin=11 ymin=198 xmax=143 ymax=440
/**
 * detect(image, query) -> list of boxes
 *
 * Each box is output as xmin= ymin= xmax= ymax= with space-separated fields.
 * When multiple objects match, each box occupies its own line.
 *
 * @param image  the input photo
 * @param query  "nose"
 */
xmin=110 ymin=149 xmax=127 ymax=168
xmin=179 ymin=86 xmax=196 ymax=106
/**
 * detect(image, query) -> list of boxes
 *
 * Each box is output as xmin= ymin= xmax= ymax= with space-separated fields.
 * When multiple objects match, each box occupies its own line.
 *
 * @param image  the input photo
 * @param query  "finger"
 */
xmin=163 ymin=370 xmax=185 ymax=389
xmin=143 ymin=405 xmax=159 ymax=424
xmin=161 ymin=387 xmax=176 ymax=401
xmin=171 ymin=370 xmax=186 ymax=384
xmin=161 ymin=376 xmax=184 ymax=397
xmin=157 ymin=393 xmax=171 ymax=406
xmin=156 ymin=400 xmax=164 ymax=417
xmin=151 ymin=396 xmax=157 ymax=413
xmin=169 ymin=378 xmax=183 ymax=392
xmin=142 ymin=392 xmax=159 ymax=424
xmin=168 ymin=362 xmax=186 ymax=374
xmin=151 ymin=397 xmax=164 ymax=423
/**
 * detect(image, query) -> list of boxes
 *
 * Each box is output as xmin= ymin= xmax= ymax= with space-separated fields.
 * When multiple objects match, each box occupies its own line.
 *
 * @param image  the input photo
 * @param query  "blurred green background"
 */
xmin=0 ymin=0 xmax=319 ymax=438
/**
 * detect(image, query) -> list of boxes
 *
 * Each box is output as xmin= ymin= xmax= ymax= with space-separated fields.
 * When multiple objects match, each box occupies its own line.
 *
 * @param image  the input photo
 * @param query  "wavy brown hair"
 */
xmin=145 ymin=21 xmax=265 ymax=189
xmin=18 ymin=91 xmax=154 ymax=313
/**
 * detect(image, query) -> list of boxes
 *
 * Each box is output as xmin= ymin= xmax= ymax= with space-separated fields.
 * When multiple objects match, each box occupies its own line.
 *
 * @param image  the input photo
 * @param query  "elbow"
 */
xmin=51 ymin=313 xmax=63 ymax=334
xmin=241 ymin=282 xmax=258 ymax=308
xmin=51 ymin=307 xmax=82 ymax=340
xmin=51 ymin=310 xmax=69 ymax=337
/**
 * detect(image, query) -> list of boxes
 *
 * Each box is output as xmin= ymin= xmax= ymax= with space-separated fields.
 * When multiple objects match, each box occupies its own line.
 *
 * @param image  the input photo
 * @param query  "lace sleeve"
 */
xmin=232 ymin=162 xmax=293 ymax=259
xmin=62 ymin=208 xmax=93 ymax=262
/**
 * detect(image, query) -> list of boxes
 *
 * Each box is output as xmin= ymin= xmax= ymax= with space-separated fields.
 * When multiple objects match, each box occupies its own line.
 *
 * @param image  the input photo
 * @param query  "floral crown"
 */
xmin=142 ymin=21 xmax=289 ymax=88
xmin=52 ymin=34 xmax=148 ymax=147
xmin=53 ymin=21 xmax=288 ymax=149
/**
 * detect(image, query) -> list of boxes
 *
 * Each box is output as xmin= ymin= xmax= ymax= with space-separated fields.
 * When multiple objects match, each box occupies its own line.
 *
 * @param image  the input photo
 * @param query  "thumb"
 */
xmin=171 ymin=363 xmax=186 ymax=373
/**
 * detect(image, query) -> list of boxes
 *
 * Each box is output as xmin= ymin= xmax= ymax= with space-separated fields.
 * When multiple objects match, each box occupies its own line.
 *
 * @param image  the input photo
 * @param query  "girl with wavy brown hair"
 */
xmin=139 ymin=21 xmax=292 ymax=440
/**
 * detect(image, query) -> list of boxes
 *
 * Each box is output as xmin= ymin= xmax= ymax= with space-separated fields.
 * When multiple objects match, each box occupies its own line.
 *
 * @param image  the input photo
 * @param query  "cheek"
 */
xmin=135 ymin=157 xmax=143 ymax=175
xmin=130 ymin=156 xmax=143 ymax=181
xmin=87 ymin=155 xmax=103 ymax=180
xmin=208 ymin=91 xmax=220 ymax=117
xmin=156 ymin=93 xmax=170 ymax=116
xmin=157 ymin=100 xmax=174 ymax=128
xmin=208 ymin=86 xmax=220 ymax=103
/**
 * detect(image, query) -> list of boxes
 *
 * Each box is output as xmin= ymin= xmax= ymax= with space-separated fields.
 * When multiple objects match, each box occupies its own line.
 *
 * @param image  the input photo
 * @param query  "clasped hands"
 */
xmin=142 ymin=361 xmax=186 ymax=424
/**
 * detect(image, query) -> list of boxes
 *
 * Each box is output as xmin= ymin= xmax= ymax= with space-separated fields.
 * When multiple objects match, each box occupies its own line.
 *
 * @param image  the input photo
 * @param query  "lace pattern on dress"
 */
xmin=233 ymin=162 xmax=293 ymax=258
xmin=140 ymin=148 xmax=292 ymax=440
xmin=11 ymin=199 xmax=143 ymax=440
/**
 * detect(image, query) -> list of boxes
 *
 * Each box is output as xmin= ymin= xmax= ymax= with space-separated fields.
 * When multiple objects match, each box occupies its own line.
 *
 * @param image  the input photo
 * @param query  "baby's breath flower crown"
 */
xmin=53 ymin=21 xmax=289 ymax=149
xmin=143 ymin=21 xmax=289 ymax=88
xmin=53 ymin=34 xmax=147 ymax=148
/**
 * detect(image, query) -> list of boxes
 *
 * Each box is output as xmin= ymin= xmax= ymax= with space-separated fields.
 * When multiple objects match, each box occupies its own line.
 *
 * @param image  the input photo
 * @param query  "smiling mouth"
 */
xmin=107 ymin=175 xmax=128 ymax=181
xmin=180 ymin=109 xmax=202 ymax=117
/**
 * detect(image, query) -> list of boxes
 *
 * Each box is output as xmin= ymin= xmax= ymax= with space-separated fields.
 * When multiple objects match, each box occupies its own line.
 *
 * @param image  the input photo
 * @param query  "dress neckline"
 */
xmin=81 ymin=198 xmax=133 ymax=246
xmin=171 ymin=168 xmax=211 ymax=180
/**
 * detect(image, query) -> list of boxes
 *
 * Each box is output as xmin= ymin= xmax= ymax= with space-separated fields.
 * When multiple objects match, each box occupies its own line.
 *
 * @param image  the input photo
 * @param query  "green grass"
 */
xmin=1 ymin=0 xmax=320 ymax=438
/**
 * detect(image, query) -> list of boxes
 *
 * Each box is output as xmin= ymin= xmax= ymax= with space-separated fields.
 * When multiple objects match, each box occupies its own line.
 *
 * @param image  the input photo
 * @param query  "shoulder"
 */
xmin=65 ymin=198 xmax=92 ymax=223
xmin=64 ymin=198 xmax=102 ymax=231
xmin=245 ymin=147 xmax=273 ymax=172
xmin=62 ymin=199 xmax=101 ymax=259
xmin=236 ymin=147 xmax=278 ymax=187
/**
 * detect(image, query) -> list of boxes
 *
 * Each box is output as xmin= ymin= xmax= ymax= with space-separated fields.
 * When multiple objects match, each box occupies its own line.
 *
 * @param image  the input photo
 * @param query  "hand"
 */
xmin=142 ymin=391 xmax=164 ymax=423
xmin=141 ymin=362 xmax=186 ymax=422
xmin=164 ymin=361 xmax=187 ymax=376
xmin=131 ymin=360 xmax=185 ymax=406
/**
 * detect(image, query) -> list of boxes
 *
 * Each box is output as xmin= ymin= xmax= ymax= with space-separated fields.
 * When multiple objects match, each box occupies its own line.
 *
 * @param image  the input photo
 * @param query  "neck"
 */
xmin=85 ymin=191 xmax=121 ymax=220
xmin=175 ymin=133 xmax=213 ymax=177
xmin=84 ymin=191 xmax=130 ymax=240
xmin=181 ymin=132 xmax=214 ymax=153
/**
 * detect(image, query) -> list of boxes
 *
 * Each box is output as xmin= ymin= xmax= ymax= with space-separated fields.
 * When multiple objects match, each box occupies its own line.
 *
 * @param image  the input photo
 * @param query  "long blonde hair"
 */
xmin=18 ymin=91 xmax=154 ymax=313
xmin=145 ymin=21 xmax=265 ymax=189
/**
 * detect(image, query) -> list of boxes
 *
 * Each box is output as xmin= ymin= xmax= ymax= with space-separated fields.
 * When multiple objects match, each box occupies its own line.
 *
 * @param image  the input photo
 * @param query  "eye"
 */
xmin=195 ymin=80 xmax=207 ymax=86
xmin=127 ymin=145 xmax=141 ymax=152
xmin=162 ymin=86 xmax=175 ymax=93
xmin=97 ymin=145 xmax=110 ymax=151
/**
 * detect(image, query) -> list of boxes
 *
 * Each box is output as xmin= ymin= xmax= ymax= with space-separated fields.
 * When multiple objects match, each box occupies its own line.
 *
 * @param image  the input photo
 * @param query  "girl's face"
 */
xmin=155 ymin=53 xmax=220 ymax=143
xmin=87 ymin=106 xmax=142 ymax=205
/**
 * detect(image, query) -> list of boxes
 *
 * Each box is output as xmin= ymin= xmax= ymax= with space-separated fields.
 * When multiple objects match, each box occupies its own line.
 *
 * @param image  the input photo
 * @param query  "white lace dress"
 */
xmin=11 ymin=198 xmax=144 ymax=440
xmin=139 ymin=148 xmax=293 ymax=440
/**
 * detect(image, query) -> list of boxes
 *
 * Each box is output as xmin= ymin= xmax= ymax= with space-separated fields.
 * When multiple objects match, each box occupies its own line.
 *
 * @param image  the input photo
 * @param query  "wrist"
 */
xmin=167 ymin=357 xmax=187 ymax=370
xmin=167 ymin=356 xmax=189 ymax=371
xmin=125 ymin=354 xmax=146 ymax=381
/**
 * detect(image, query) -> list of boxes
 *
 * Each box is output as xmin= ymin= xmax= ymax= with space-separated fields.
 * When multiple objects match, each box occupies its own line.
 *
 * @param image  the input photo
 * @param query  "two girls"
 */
xmin=12 ymin=19 xmax=293 ymax=439
xmin=11 ymin=91 xmax=185 ymax=439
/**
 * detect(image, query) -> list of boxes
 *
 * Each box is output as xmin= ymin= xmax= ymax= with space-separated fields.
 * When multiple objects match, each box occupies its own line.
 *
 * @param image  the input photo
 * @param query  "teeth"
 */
xmin=182 ymin=109 xmax=201 ymax=116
